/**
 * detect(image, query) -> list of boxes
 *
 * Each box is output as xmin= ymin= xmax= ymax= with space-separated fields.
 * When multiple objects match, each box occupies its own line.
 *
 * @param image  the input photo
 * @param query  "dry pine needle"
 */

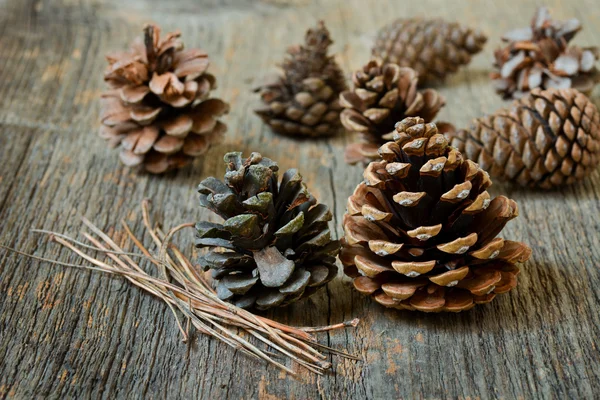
xmin=0 ymin=200 xmax=359 ymax=376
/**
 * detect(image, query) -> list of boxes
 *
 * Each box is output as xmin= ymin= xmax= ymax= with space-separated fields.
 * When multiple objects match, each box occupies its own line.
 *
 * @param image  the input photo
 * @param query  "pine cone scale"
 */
xmin=119 ymin=149 xmax=144 ymax=167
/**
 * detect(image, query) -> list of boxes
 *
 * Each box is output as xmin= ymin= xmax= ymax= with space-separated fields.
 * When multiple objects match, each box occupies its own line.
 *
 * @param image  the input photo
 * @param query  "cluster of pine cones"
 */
xmin=94 ymin=7 xmax=599 ymax=313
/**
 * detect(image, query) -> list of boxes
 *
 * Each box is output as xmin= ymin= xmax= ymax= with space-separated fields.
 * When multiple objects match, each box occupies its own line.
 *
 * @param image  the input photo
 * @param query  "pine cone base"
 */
xmin=255 ymin=77 xmax=343 ymax=138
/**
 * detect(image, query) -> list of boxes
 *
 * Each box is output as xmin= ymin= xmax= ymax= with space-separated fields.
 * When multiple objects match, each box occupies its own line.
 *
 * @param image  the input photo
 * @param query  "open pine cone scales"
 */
xmin=196 ymin=152 xmax=340 ymax=310
xmin=340 ymin=117 xmax=531 ymax=312
xmin=492 ymin=7 xmax=599 ymax=99
xmin=100 ymin=24 xmax=229 ymax=173
xmin=447 ymin=88 xmax=600 ymax=188
xmin=341 ymin=60 xmax=445 ymax=164
xmin=254 ymin=21 xmax=347 ymax=138
xmin=372 ymin=18 xmax=487 ymax=84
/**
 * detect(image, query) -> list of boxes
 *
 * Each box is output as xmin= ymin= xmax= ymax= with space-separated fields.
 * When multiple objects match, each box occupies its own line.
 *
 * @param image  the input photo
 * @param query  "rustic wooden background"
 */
xmin=1 ymin=0 xmax=600 ymax=398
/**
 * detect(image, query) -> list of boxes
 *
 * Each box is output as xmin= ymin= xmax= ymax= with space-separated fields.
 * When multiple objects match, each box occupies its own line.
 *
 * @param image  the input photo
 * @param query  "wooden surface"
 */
xmin=1 ymin=0 xmax=600 ymax=398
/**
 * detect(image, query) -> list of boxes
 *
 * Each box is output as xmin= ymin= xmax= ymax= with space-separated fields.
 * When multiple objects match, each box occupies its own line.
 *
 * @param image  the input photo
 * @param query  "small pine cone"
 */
xmin=340 ymin=117 xmax=531 ymax=313
xmin=372 ymin=18 xmax=487 ymax=84
xmin=447 ymin=88 xmax=600 ymax=189
xmin=492 ymin=7 xmax=599 ymax=99
xmin=100 ymin=24 xmax=229 ymax=174
xmin=340 ymin=60 xmax=445 ymax=164
xmin=254 ymin=21 xmax=347 ymax=138
xmin=196 ymin=152 xmax=340 ymax=310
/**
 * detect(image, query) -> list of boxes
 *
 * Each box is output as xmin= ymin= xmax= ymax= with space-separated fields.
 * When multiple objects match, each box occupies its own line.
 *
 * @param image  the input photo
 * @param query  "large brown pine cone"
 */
xmin=196 ymin=152 xmax=340 ymax=310
xmin=254 ymin=21 xmax=347 ymax=138
xmin=372 ymin=18 xmax=487 ymax=84
xmin=340 ymin=60 xmax=445 ymax=164
xmin=447 ymin=88 xmax=600 ymax=189
xmin=491 ymin=7 xmax=599 ymax=99
xmin=340 ymin=117 xmax=531 ymax=312
xmin=100 ymin=24 xmax=229 ymax=174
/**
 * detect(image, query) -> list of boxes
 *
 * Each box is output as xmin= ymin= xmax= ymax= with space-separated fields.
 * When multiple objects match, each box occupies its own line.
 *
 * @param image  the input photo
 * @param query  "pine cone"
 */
xmin=447 ymin=88 xmax=600 ymax=189
xmin=340 ymin=117 xmax=531 ymax=312
xmin=99 ymin=24 xmax=229 ymax=174
xmin=196 ymin=152 xmax=340 ymax=310
xmin=254 ymin=21 xmax=347 ymax=138
xmin=372 ymin=18 xmax=487 ymax=84
xmin=491 ymin=7 xmax=599 ymax=99
xmin=340 ymin=60 xmax=445 ymax=164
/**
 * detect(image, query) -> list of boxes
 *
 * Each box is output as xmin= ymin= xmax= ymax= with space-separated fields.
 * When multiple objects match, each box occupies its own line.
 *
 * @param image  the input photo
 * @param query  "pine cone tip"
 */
xmin=304 ymin=20 xmax=332 ymax=51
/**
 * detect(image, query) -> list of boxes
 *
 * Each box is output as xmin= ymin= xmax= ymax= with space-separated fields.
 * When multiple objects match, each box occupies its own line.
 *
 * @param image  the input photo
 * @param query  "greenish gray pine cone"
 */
xmin=196 ymin=152 xmax=340 ymax=310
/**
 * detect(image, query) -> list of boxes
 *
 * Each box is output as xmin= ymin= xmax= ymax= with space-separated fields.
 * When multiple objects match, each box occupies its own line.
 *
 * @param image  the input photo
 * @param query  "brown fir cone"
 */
xmin=446 ymin=88 xmax=600 ymax=189
xmin=372 ymin=18 xmax=487 ymax=84
xmin=254 ymin=21 xmax=347 ymax=138
xmin=491 ymin=7 xmax=599 ymax=99
xmin=99 ymin=24 xmax=229 ymax=174
xmin=340 ymin=60 xmax=445 ymax=164
xmin=340 ymin=117 xmax=531 ymax=312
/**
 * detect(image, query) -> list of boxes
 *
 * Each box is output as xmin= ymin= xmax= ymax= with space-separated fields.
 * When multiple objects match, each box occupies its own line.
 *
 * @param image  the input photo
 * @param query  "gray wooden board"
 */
xmin=1 ymin=0 xmax=600 ymax=398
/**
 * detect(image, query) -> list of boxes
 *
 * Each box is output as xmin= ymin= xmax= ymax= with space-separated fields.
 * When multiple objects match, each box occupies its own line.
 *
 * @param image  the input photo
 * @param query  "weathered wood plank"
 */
xmin=1 ymin=0 xmax=600 ymax=398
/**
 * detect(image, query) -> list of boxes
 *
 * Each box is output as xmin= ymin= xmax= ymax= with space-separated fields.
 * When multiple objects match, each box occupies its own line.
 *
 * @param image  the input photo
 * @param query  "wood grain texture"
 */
xmin=1 ymin=0 xmax=600 ymax=398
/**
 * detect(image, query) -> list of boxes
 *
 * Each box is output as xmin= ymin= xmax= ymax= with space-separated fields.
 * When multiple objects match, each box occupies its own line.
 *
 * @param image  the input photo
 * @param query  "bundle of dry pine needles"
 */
xmin=1 ymin=200 xmax=359 ymax=375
